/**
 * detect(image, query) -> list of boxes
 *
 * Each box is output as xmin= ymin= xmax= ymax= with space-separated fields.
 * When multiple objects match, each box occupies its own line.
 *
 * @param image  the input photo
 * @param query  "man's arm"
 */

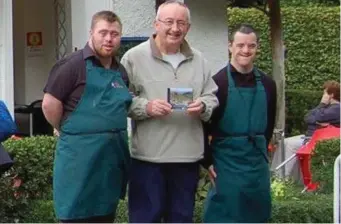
xmin=42 ymin=94 xmax=63 ymax=130
xmin=313 ymin=104 xmax=340 ymax=123
xmin=198 ymin=58 xmax=219 ymax=122
xmin=264 ymin=76 xmax=277 ymax=145
xmin=304 ymin=103 xmax=327 ymax=124
xmin=200 ymin=68 xmax=227 ymax=169
xmin=121 ymin=53 xmax=150 ymax=121
xmin=42 ymin=59 xmax=76 ymax=129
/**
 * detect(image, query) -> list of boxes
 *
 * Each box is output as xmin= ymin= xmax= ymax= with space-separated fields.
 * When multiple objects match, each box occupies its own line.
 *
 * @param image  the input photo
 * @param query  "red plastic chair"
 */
xmin=296 ymin=125 xmax=340 ymax=191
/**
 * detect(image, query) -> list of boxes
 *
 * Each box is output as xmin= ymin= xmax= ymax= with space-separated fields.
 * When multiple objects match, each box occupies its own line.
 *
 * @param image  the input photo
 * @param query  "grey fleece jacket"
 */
xmin=121 ymin=36 xmax=219 ymax=163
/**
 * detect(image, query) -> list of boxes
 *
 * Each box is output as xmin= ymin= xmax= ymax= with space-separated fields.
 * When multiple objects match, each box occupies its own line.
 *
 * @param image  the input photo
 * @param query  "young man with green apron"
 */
xmin=42 ymin=11 xmax=132 ymax=222
xmin=202 ymin=24 xmax=277 ymax=223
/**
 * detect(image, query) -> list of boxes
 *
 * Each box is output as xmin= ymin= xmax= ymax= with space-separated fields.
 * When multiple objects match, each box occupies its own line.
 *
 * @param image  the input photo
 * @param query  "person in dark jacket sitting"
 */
xmin=272 ymin=80 xmax=340 ymax=182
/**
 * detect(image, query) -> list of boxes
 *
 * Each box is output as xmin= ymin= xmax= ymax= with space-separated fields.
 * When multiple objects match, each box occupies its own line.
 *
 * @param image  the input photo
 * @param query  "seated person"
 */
xmin=272 ymin=80 xmax=340 ymax=182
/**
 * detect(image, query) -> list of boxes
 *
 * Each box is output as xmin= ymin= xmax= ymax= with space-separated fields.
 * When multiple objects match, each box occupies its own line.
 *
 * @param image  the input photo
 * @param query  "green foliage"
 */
xmin=269 ymin=193 xmax=333 ymax=223
xmin=0 ymin=175 xmax=28 ymax=222
xmin=0 ymin=136 xmax=56 ymax=222
xmin=1 ymin=136 xmax=337 ymax=223
xmin=311 ymin=139 xmax=340 ymax=193
xmin=3 ymin=136 xmax=56 ymax=199
xmin=281 ymin=0 xmax=340 ymax=7
xmin=227 ymin=7 xmax=340 ymax=90
xmin=18 ymin=193 xmax=333 ymax=223
xmin=195 ymin=167 xmax=211 ymax=201
xmin=285 ymin=89 xmax=321 ymax=135
xmin=23 ymin=200 xmax=57 ymax=223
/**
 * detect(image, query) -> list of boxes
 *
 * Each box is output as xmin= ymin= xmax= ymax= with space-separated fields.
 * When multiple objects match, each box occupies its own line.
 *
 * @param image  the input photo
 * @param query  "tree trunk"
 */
xmin=268 ymin=0 xmax=286 ymax=176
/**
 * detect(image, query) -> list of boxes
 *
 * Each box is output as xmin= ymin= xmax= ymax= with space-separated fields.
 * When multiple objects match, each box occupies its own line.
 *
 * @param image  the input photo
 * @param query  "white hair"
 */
xmin=155 ymin=0 xmax=191 ymax=23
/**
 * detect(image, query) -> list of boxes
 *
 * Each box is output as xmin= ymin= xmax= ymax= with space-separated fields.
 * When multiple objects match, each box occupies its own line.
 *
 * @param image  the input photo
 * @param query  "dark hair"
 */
xmin=91 ymin=11 xmax=122 ymax=29
xmin=323 ymin=80 xmax=340 ymax=101
xmin=229 ymin=23 xmax=259 ymax=43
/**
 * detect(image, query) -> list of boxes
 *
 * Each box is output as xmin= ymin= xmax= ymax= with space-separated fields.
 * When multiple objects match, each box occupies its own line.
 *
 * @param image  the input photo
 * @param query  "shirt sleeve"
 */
xmin=120 ymin=53 xmax=150 ymax=121
xmin=264 ymin=77 xmax=277 ymax=146
xmin=198 ymin=58 xmax=219 ymax=122
xmin=43 ymin=60 xmax=77 ymax=102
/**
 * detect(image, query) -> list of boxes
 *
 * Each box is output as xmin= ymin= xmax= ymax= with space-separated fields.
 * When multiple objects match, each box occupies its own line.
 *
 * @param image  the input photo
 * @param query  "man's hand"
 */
xmin=208 ymin=165 xmax=217 ymax=187
xmin=321 ymin=91 xmax=331 ymax=104
xmin=146 ymin=99 xmax=172 ymax=117
xmin=53 ymin=128 xmax=60 ymax=137
xmin=187 ymin=99 xmax=204 ymax=117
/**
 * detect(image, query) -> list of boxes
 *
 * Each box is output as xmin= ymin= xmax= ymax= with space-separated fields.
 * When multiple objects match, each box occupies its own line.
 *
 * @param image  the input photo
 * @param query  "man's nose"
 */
xmin=170 ymin=22 xmax=180 ymax=31
xmin=104 ymin=33 xmax=113 ymax=41
xmin=241 ymin=46 xmax=250 ymax=53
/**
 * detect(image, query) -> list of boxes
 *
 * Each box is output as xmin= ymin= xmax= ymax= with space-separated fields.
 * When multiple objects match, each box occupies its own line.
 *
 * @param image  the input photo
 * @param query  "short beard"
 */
xmin=91 ymin=39 xmax=115 ymax=59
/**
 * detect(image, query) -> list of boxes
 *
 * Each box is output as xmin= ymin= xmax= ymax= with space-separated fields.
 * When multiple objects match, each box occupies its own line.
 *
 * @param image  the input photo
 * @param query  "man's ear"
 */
xmin=228 ymin=41 xmax=232 ymax=53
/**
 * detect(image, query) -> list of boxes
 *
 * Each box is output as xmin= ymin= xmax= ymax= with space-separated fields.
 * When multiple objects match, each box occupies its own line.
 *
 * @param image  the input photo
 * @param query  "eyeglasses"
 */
xmin=158 ymin=19 xmax=188 ymax=28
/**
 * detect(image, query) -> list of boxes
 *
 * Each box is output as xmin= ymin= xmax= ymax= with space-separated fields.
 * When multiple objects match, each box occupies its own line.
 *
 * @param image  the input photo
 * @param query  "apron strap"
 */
xmin=226 ymin=64 xmax=236 ymax=88
xmin=85 ymin=59 xmax=95 ymax=69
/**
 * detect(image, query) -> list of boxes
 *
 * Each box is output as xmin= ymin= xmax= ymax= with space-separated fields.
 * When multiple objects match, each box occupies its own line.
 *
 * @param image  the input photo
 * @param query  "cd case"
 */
xmin=167 ymin=87 xmax=193 ymax=110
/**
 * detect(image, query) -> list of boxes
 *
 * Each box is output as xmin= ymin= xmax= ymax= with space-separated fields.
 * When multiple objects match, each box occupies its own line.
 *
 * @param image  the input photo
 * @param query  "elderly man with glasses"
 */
xmin=121 ymin=0 xmax=218 ymax=222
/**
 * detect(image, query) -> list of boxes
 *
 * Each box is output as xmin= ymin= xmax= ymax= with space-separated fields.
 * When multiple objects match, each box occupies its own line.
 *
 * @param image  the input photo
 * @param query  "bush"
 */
xmin=281 ymin=0 xmax=340 ymax=7
xmin=0 ymin=135 xmax=56 ymax=222
xmin=0 ymin=175 xmax=28 ymax=222
xmin=227 ymin=7 xmax=340 ymax=90
xmin=1 ymin=136 xmax=337 ymax=223
xmin=22 ymin=200 xmax=57 ymax=223
xmin=285 ymin=89 xmax=321 ymax=135
xmin=269 ymin=193 xmax=333 ymax=223
xmin=18 ymin=193 xmax=333 ymax=223
xmin=3 ymin=136 xmax=56 ymax=199
xmin=311 ymin=138 xmax=340 ymax=194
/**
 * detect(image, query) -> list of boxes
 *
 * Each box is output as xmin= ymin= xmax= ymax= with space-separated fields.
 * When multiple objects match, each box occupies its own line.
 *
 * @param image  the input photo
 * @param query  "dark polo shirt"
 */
xmin=43 ymin=43 xmax=129 ymax=122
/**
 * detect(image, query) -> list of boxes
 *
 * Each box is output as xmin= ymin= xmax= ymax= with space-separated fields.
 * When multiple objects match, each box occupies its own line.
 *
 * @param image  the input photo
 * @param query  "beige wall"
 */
xmin=185 ymin=0 xmax=229 ymax=74
xmin=13 ymin=0 xmax=57 ymax=105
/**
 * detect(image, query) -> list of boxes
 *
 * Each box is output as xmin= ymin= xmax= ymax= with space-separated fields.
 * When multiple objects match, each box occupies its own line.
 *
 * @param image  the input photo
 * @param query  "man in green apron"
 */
xmin=42 ymin=11 xmax=132 ymax=222
xmin=202 ymin=24 xmax=277 ymax=223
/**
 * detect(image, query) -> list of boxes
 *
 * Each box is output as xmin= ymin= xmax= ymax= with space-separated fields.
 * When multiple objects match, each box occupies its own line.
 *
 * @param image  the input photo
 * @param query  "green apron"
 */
xmin=204 ymin=64 xmax=271 ymax=223
xmin=53 ymin=59 xmax=132 ymax=220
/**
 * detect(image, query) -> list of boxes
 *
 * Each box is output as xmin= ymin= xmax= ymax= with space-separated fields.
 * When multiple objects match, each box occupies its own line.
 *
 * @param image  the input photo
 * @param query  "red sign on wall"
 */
xmin=26 ymin=32 xmax=43 ymax=56
xmin=26 ymin=32 xmax=43 ymax=46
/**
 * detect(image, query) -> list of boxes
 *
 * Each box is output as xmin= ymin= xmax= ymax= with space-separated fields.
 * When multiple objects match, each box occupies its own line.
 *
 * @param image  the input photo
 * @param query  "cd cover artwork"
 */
xmin=167 ymin=87 xmax=193 ymax=110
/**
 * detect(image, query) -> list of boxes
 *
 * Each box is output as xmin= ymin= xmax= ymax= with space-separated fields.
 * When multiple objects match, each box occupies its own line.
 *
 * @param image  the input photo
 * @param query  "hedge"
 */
xmin=21 ymin=193 xmax=334 ymax=223
xmin=281 ymin=0 xmax=340 ymax=7
xmin=0 ymin=136 xmax=56 ymax=222
xmin=1 ymin=134 xmax=338 ymax=222
xmin=285 ymin=89 xmax=321 ymax=135
xmin=227 ymin=7 xmax=340 ymax=90
xmin=311 ymin=139 xmax=341 ymax=194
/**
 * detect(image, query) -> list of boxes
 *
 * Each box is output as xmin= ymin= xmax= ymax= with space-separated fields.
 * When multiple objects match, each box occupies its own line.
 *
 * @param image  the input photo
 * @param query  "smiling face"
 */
xmin=154 ymin=3 xmax=190 ymax=48
xmin=229 ymin=31 xmax=258 ymax=70
xmin=90 ymin=19 xmax=122 ymax=58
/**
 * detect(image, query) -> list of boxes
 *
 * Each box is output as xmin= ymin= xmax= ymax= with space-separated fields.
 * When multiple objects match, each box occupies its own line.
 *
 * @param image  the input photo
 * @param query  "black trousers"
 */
xmin=128 ymin=159 xmax=200 ymax=223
